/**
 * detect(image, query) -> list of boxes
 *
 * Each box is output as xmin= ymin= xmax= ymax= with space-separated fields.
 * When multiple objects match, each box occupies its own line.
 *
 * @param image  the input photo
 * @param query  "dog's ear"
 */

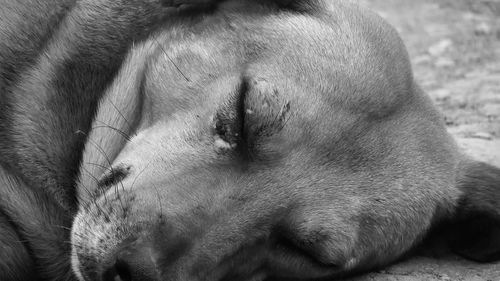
xmin=76 ymin=42 xmax=156 ymax=204
xmin=446 ymin=160 xmax=500 ymax=262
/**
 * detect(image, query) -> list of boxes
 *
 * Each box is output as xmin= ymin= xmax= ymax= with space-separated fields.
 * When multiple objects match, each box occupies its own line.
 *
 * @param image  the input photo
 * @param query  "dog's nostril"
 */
xmin=115 ymin=259 xmax=132 ymax=281
xmin=103 ymin=259 xmax=132 ymax=281
xmin=101 ymin=242 xmax=159 ymax=281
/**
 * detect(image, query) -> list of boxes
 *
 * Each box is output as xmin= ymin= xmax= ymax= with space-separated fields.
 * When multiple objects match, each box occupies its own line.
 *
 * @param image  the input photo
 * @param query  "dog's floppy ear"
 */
xmin=76 ymin=41 xmax=156 ymax=205
xmin=446 ymin=160 xmax=500 ymax=262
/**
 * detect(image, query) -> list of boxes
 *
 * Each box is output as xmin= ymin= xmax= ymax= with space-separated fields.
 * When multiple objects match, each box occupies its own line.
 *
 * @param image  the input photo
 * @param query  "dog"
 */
xmin=1 ymin=0 xmax=499 ymax=280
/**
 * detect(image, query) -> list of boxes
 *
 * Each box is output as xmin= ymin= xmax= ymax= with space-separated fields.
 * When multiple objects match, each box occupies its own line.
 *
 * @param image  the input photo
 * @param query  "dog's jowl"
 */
xmin=1 ymin=1 xmax=499 ymax=281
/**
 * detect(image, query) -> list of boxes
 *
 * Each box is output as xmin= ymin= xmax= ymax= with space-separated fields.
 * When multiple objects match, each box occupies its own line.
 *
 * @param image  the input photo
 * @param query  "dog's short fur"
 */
xmin=1 ymin=0 xmax=499 ymax=281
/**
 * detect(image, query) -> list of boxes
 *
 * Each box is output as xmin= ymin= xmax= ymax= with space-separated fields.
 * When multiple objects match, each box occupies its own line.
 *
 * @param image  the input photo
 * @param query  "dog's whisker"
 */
xmin=153 ymin=35 xmax=191 ymax=82
xmin=104 ymin=98 xmax=136 ymax=137
xmin=91 ymin=124 xmax=132 ymax=142
xmin=80 ymin=167 xmax=111 ymax=220
xmin=77 ymin=131 xmax=127 ymax=213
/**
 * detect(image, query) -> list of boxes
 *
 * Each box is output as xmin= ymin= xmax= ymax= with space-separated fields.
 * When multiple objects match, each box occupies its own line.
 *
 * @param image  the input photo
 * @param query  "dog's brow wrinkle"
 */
xmin=153 ymin=37 xmax=191 ymax=82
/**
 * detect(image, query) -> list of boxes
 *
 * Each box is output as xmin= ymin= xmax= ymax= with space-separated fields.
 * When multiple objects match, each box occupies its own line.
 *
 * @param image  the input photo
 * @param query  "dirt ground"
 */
xmin=344 ymin=0 xmax=500 ymax=280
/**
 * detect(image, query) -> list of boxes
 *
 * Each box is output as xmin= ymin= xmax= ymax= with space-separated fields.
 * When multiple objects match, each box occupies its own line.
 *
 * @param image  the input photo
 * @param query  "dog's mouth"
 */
xmin=70 ymin=180 xmax=343 ymax=281
xmin=72 ymin=231 xmax=337 ymax=281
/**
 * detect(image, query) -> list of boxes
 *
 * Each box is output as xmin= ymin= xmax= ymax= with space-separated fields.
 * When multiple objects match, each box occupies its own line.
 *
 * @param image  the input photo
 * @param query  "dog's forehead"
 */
xmin=139 ymin=8 xmax=416 ymax=163
xmin=147 ymin=9 xmax=411 ymax=113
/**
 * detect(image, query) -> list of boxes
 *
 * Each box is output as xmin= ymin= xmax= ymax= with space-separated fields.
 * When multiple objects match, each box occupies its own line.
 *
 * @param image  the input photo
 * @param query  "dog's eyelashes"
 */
xmin=213 ymin=77 xmax=292 ymax=162
xmin=214 ymin=114 xmax=238 ymax=145
xmin=213 ymin=109 xmax=243 ymax=152
xmin=213 ymin=80 xmax=249 ymax=154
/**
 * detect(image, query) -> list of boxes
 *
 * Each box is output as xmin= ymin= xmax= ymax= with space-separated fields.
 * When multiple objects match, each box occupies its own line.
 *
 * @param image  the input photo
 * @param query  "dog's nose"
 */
xmin=102 ymin=241 xmax=158 ymax=281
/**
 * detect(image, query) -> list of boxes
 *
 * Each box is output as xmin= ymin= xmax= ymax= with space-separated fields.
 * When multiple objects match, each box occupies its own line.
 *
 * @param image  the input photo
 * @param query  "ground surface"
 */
xmin=346 ymin=0 xmax=500 ymax=280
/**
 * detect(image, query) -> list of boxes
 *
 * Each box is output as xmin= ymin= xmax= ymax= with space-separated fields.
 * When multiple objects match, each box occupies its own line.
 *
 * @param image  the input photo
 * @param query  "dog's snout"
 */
xmin=102 ymin=258 xmax=132 ymax=281
xmin=102 ymin=241 xmax=158 ymax=281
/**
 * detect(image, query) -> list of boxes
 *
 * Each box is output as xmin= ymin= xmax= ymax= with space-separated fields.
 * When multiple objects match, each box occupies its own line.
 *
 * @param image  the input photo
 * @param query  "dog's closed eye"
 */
xmin=212 ymin=77 xmax=292 ymax=163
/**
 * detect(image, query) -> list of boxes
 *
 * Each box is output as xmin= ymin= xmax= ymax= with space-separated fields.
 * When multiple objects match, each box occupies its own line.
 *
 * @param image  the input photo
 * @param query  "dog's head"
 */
xmin=71 ymin=2 xmax=500 ymax=281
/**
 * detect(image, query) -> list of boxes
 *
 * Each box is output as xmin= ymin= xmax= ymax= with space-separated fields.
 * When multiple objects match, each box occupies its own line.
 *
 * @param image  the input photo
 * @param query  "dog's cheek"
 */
xmin=278 ymin=205 xmax=362 ymax=269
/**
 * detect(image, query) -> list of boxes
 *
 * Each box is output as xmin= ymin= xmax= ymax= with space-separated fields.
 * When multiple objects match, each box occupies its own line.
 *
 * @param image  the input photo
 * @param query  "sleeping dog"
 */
xmin=1 ymin=0 xmax=499 ymax=280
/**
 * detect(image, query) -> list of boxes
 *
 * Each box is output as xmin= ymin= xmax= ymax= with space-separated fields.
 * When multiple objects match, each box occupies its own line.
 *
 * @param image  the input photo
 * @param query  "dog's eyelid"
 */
xmin=212 ymin=79 xmax=249 ymax=153
xmin=242 ymin=78 xmax=291 ymax=141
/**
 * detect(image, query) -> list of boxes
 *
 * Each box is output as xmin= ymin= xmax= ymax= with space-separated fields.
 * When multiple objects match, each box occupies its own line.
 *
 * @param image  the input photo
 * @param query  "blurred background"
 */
xmin=360 ymin=0 xmax=500 ymax=168
xmin=348 ymin=1 xmax=500 ymax=280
